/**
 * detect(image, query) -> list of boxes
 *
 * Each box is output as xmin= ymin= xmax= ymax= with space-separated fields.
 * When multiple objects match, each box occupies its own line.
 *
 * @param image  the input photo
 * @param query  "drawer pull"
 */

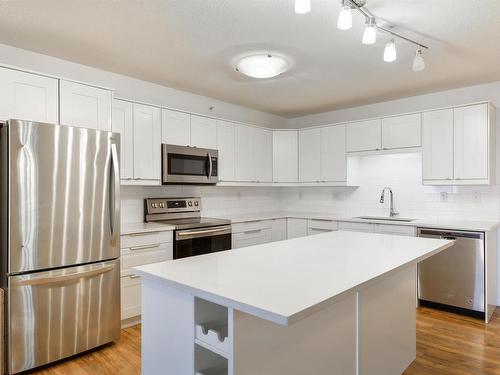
xmin=128 ymin=231 xmax=165 ymax=237
xmin=130 ymin=244 xmax=161 ymax=251
xmin=129 ymin=274 xmax=141 ymax=279
xmin=243 ymin=229 xmax=263 ymax=234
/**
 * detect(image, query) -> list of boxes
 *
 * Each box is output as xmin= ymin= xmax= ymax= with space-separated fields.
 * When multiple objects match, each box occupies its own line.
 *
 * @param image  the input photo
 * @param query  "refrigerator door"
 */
xmin=7 ymin=259 xmax=120 ymax=374
xmin=4 ymin=120 xmax=120 ymax=274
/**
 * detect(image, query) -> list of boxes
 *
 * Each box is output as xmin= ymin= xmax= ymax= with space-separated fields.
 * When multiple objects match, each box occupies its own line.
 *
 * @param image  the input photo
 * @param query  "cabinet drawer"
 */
xmin=232 ymin=220 xmax=273 ymax=234
xmin=232 ymin=228 xmax=272 ymax=249
xmin=121 ymin=231 xmax=173 ymax=249
xmin=374 ymin=224 xmax=415 ymax=237
xmin=121 ymin=243 xmax=173 ymax=270
xmin=120 ymin=274 xmax=142 ymax=320
xmin=308 ymin=219 xmax=338 ymax=231
xmin=338 ymin=221 xmax=374 ymax=233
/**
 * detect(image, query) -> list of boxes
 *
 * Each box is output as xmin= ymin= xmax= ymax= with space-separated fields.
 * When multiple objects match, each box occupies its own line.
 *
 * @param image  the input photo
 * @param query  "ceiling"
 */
xmin=0 ymin=0 xmax=499 ymax=118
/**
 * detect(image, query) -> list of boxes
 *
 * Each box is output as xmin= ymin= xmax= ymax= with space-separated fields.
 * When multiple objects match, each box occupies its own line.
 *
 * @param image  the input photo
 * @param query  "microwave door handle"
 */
xmin=207 ymin=152 xmax=213 ymax=179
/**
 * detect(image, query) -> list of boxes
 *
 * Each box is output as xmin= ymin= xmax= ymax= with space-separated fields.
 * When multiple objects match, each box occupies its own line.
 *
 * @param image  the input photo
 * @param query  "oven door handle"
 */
xmin=176 ymin=226 xmax=231 ymax=240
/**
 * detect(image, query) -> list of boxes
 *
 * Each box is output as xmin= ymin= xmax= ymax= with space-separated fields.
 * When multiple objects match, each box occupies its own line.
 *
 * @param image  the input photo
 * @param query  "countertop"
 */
xmin=218 ymin=211 xmax=500 ymax=232
xmin=121 ymin=221 xmax=175 ymax=235
xmin=135 ymin=231 xmax=452 ymax=325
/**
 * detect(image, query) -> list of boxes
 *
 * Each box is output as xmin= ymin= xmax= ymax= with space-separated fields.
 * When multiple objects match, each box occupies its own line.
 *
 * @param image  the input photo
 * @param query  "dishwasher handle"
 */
xmin=418 ymin=228 xmax=484 ymax=240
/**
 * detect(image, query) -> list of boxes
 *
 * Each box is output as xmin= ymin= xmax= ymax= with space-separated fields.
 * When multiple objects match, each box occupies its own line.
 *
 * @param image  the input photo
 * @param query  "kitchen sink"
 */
xmin=355 ymin=216 xmax=416 ymax=222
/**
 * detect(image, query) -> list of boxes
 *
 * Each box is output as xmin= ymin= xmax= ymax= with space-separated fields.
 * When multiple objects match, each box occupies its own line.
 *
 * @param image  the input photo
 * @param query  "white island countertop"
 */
xmin=135 ymin=231 xmax=452 ymax=325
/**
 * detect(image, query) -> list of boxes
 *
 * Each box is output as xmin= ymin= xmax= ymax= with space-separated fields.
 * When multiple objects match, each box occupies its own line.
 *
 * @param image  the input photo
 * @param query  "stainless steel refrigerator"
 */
xmin=0 ymin=119 xmax=121 ymax=374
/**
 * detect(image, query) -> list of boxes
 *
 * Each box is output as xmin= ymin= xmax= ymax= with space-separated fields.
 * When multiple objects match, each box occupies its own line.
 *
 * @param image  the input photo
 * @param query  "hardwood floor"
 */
xmin=27 ymin=308 xmax=500 ymax=375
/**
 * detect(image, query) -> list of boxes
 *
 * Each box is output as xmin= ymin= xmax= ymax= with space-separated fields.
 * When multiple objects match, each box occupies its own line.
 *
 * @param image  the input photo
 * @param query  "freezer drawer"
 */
xmin=7 ymin=259 xmax=120 ymax=374
xmin=417 ymin=228 xmax=485 ymax=313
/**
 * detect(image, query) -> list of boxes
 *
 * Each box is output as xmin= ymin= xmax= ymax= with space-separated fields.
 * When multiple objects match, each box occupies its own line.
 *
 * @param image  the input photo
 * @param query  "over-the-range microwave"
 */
xmin=162 ymin=144 xmax=219 ymax=185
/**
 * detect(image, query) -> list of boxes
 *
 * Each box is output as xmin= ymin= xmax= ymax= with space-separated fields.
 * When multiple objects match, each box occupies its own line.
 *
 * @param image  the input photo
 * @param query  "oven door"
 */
xmin=174 ymin=225 xmax=231 ymax=259
xmin=162 ymin=144 xmax=218 ymax=184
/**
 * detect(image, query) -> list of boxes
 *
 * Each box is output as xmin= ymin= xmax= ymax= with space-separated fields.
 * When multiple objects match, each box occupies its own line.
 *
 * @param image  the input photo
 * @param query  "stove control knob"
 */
xmin=188 ymin=201 xmax=193 ymax=207
xmin=152 ymin=203 xmax=157 ymax=208
xmin=194 ymin=201 xmax=199 ymax=206
xmin=159 ymin=202 xmax=164 ymax=208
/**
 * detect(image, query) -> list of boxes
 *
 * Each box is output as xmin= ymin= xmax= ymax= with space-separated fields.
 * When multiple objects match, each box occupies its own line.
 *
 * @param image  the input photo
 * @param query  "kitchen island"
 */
xmin=135 ymin=231 xmax=453 ymax=375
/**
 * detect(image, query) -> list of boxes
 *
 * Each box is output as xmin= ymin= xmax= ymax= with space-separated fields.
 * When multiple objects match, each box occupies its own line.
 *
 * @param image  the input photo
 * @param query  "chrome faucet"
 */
xmin=380 ymin=187 xmax=399 ymax=218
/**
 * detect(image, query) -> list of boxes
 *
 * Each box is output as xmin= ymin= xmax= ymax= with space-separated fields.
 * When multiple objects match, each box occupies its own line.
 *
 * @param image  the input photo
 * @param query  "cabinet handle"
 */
xmin=129 ymin=274 xmax=141 ymax=279
xmin=243 ymin=229 xmax=263 ymax=234
xmin=129 ymin=232 xmax=164 ymax=237
xmin=130 ymin=244 xmax=161 ymax=251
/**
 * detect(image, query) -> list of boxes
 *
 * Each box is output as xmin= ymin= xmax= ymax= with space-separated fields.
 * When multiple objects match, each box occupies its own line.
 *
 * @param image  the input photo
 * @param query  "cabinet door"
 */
xmin=422 ymin=109 xmax=453 ymax=181
xmin=346 ymin=119 xmax=381 ymax=152
xmin=321 ymin=125 xmax=346 ymax=182
xmin=161 ymin=109 xmax=190 ymax=146
xmin=216 ymin=120 xmax=235 ymax=181
xmin=191 ymin=115 xmax=217 ymax=149
xmin=299 ymin=128 xmax=321 ymax=182
xmin=453 ymin=104 xmax=489 ymax=180
xmin=381 ymin=113 xmax=421 ymax=149
xmin=271 ymin=219 xmax=287 ymax=242
xmin=374 ymin=224 xmax=415 ymax=237
xmin=287 ymin=218 xmax=308 ymax=239
xmin=112 ymin=99 xmax=134 ymax=180
xmin=59 ymin=80 xmax=112 ymax=131
xmin=133 ymin=103 xmax=161 ymax=181
xmin=0 ymin=67 xmax=58 ymax=123
xmin=254 ymin=128 xmax=273 ymax=182
xmin=273 ymin=131 xmax=298 ymax=182
xmin=338 ymin=221 xmax=374 ymax=233
xmin=234 ymin=124 xmax=254 ymax=181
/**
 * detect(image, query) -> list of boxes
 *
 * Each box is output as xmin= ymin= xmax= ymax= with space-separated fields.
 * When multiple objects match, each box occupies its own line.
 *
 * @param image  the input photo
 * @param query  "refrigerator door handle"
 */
xmin=12 ymin=265 xmax=114 ymax=286
xmin=110 ymin=143 xmax=120 ymax=247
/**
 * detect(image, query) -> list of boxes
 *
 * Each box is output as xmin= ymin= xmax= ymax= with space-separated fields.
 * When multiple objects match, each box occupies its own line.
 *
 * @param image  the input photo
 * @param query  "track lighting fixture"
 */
xmin=362 ymin=16 xmax=377 ymax=45
xmin=412 ymin=47 xmax=426 ymax=71
xmin=337 ymin=1 xmax=353 ymax=30
xmin=383 ymin=39 xmax=397 ymax=62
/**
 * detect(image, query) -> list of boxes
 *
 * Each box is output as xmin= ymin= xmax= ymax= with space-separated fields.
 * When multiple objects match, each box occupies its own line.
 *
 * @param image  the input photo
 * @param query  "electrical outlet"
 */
xmin=473 ymin=191 xmax=481 ymax=202
xmin=440 ymin=192 xmax=448 ymax=202
xmin=299 ymin=192 xmax=303 ymax=200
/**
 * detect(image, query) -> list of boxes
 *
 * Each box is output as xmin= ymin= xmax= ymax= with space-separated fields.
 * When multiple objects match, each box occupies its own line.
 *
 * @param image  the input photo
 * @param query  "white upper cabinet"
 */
xmin=273 ymin=131 xmax=298 ymax=182
xmin=59 ymin=80 xmax=112 ymax=131
xmin=161 ymin=109 xmax=190 ymax=146
xmin=422 ymin=103 xmax=495 ymax=185
xmin=346 ymin=119 xmax=381 ymax=152
xmin=422 ymin=109 xmax=454 ymax=181
xmin=234 ymin=124 xmax=255 ymax=182
xmin=0 ymin=67 xmax=58 ymax=124
xmin=112 ymin=99 xmax=134 ymax=180
xmin=381 ymin=113 xmax=421 ymax=149
xmin=133 ymin=103 xmax=161 ymax=181
xmin=321 ymin=125 xmax=346 ymax=182
xmin=254 ymin=128 xmax=273 ymax=182
xmin=190 ymin=115 xmax=217 ymax=149
xmin=216 ymin=120 xmax=236 ymax=181
xmin=299 ymin=128 xmax=321 ymax=182
xmin=234 ymin=124 xmax=272 ymax=182
xmin=453 ymin=104 xmax=489 ymax=180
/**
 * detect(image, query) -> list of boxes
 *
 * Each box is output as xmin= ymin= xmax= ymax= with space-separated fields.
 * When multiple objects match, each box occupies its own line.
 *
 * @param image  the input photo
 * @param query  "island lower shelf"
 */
xmin=140 ymin=265 xmax=417 ymax=375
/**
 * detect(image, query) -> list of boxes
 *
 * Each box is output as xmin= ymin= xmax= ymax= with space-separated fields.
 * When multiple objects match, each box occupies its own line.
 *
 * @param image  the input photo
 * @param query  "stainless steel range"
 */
xmin=144 ymin=198 xmax=231 ymax=259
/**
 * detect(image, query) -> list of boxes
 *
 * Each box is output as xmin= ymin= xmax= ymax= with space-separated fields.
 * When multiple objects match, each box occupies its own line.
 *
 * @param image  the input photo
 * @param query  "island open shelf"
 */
xmin=136 ymin=231 xmax=453 ymax=375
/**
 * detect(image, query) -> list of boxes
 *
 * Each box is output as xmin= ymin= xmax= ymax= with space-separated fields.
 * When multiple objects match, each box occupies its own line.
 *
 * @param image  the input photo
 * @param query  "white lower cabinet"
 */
xmin=271 ymin=218 xmax=287 ymax=242
xmin=232 ymin=220 xmax=273 ymax=249
xmin=338 ymin=221 xmax=374 ymax=233
xmin=287 ymin=218 xmax=308 ymax=239
xmin=120 ymin=230 xmax=173 ymax=322
xmin=374 ymin=224 xmax=415 ymax=236
xmin=307 ymin=219 xmax=338 ymax=236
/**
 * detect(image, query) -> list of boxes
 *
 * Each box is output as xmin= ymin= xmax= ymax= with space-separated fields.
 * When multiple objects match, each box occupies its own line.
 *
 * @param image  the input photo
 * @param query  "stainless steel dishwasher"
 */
xmin=417 ymin=228 xmax=485 ymax=319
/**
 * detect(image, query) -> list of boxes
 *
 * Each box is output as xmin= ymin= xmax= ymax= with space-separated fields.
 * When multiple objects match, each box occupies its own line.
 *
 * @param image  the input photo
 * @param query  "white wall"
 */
xmin=0 ymin=43 xmax=287 ymax=128
xmin=122 ymin=186 xmax=280 ymax=224
xmin=288 ymin=80 xmax=500 ymax=128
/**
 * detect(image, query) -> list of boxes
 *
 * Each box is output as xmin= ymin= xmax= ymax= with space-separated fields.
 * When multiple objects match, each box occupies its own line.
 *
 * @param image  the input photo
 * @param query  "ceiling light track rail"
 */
xmin=345 ymin=0 xmax=429 ymax=50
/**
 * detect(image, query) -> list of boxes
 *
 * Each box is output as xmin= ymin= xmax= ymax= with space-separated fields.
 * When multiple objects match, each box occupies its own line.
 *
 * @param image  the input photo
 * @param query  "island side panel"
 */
xmin=232 ymin=294 xmax=357 ymax=375
xmin=358 ymin=265 xmax=416 ymax=375
xmin=141 ymin=278 xmax=195 ymax=375
xmin=485 ymin=228 xmax=497 ymax=323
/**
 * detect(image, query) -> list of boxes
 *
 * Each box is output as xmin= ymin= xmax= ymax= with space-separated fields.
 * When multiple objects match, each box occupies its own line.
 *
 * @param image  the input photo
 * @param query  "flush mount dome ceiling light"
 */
xmin=235 ymin=54 xmax=289 ymax=79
